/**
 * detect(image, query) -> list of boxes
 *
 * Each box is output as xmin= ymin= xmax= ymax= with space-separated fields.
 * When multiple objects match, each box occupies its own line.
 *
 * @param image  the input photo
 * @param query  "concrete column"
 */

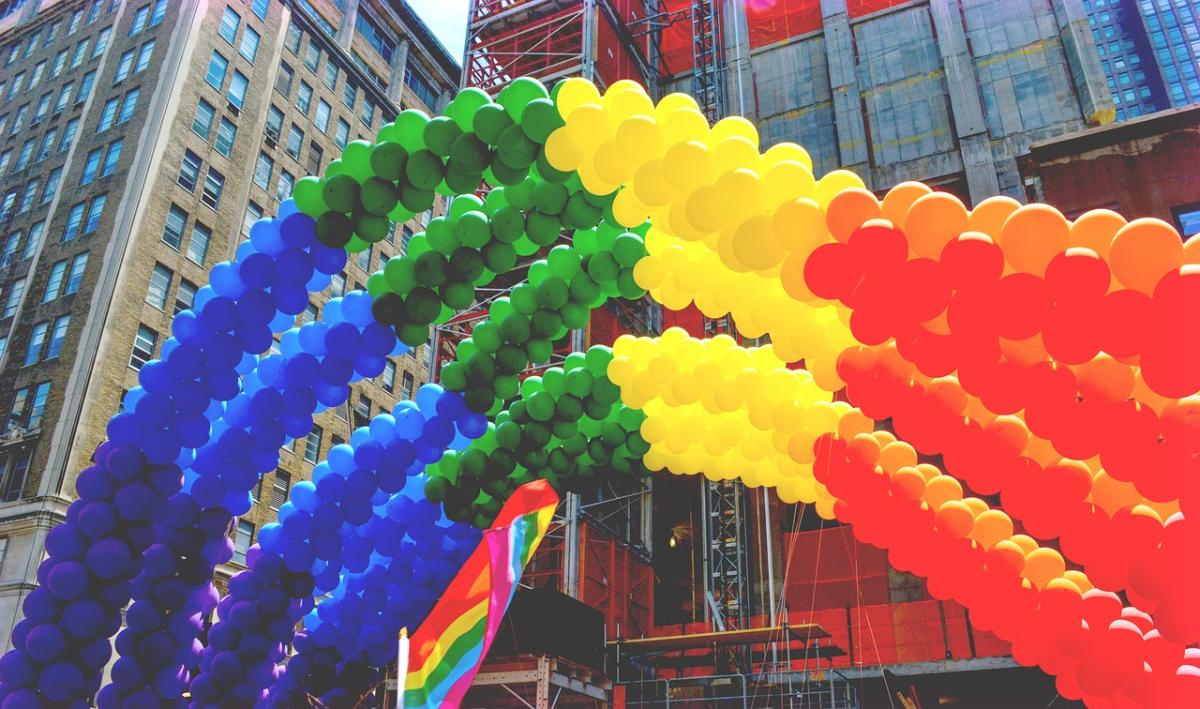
xmin=387 ymin=38 xmax=410 ymax=107
xmin=1050 ymin=0 xmax=1116 ymax=125
xmin=335 ymin=0 xmax=360 ymax=51
xmin=819 ymin=0 xmax=870 ymax=175
xmin=722 ymin=0 xmax=754 ymax=117
xmin=929 ymin=0 xmax=1000 ymax=202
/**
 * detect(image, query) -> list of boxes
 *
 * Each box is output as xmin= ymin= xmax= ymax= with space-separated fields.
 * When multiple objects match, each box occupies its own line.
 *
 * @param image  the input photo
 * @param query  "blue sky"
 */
xmin=409 ymin=0 xmax=469 ymax=62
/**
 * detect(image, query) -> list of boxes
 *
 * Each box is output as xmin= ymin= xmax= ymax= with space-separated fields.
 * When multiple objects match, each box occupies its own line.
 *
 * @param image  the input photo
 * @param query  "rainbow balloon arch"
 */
xmin=0 ymin=76 xmax=1197 ymax=708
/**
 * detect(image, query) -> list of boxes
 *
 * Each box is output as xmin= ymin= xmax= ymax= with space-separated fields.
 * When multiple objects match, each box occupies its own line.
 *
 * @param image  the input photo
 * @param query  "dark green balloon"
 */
xmin=508 ymin=399 xmax=529 ymax=424
xmin=530 ymin=309 xmax=562 ymax=339
xmin=455 ymin=212 xmax=491 ymax=249
xmin=355 ymin=212 xmax=390 ymax=242
xmin=322 ymin=174 xmax=361 ymax=213
xmin=465 ymin=351 xmax=496 ymax=383
xmin=473 ymin=103 xmax=514 ymax=146
xmin=612 ymin=233 xmax=646 ymax=266
xmin=449 ymin=133 xmax=492 ymax=174
xmin=527 ymin=391 xmax=555 ymax=422
xmin=526 ymin=211 xmax=562 ymax=246
xmin=554 ymin=394 xmax=583 ymax=422
xmin=424 ymin=476 xmax=450 ymax=502
xmin=370 ymin=291 xmax=404 ymax=326
xmin=510 ymin=284 xmax=538 ymax=314
xmin=563 ymin=192 xmax=603 ymax=230
xmin=444 ymin=165 xmax=484 ymax=195
xmin=535 ymin=277 xmax=569 ymax=309
xmin=370 ymin=142 xmax=408 ymax=181
xmin=405 ymin=287 xmax=442 ymax=324
xmin=626 ymin=431 xmax=650 ymax=457
xmin=396 ymin=322 xmax=430 ymax=347
xmin=497 ymin=125 xmax=538 ymax=168
xmin=519 ymin=98 xmax=565 ymax=143
xmin=490 ymin=207 xmax=525 ymax=243
xmin=564 ymin=368 xmax=594 ymax=397
xmin=439 ymin=361 xmax=467 ymax=390
xmin=423 ymin=116 xmax=462 ymax=157
xmin=399 ymin=183 xmax=435 ymax=213
xmin=532 ymin=181 xmax=568 ymax=215
xmin=440 ymin=280 xmax=475 ymax=309
xmin=551 ymin=419 xmax=578 ymax=439
xmin=473 ymin=321 xmax=502 ymax=352
xmin=482 ymin=241 xmax=517 ymax=274
xmin=359 ymin=177 xmax=398 ymax=216
xmin=534 ymin=150 xmax=571 ymax=184
xmin=586 ymin=252 xmax=620 ymax=284
xmin=561 ymin=302 xmax=588 ymax=329
xmin=526 ymin=338 xmax=553 ymax=364
xmin=405 ymin=149 xmax=444 ymax=191
xmin=562 ymin=433 xmax=587 ymax=456
xmin=495 ymin=344 xmax=527 ymax=376
xmin=413 ymin=251 xmax=448 ymax=288
xmin=568 ymin=272 xmax=601 ymax=304
xmin=617 ymin=269 xmax=647 ymax=299
xmin=591 ymin=377 xmax=621 ymax=406
xmin=493 ymin=374 xmax=519 ymax=400
xmin=315 ymin=212 xmax=354 ymax=248
xmin=489 ymin=160 xmax=529 ymax=186
xmin=504 ymin=179 xmax=536 ymax=211
xmin=449 ymin=248 xmax=486 ymax=283
xmin=499 ymin=313 xmax=531 ymax=343
xmin=464 ymin=387 xmax=495 ymax=413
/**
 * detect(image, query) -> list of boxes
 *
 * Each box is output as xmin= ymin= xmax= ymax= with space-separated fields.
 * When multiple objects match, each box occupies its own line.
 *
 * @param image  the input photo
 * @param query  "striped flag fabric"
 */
xmin=401 ymin=479 xmax=559 ymax=708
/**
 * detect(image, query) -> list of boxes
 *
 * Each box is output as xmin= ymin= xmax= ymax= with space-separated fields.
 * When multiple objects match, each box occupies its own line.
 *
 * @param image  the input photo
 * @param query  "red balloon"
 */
xmin=1100 ymin=289 xmax=1153 ymax=358
xmin=897 ymin=258 xmax=951 ymax=323
xmin=804 ymin=242 xmax=858 ymax=301
xmin=994 ymin=273 xmax=1051 ymax=340
xmin=940 ymin=233 xmax=1004 ymax=288
xmin=847 ymin=223 xmax=909 ymax=276
xmin=1046 ymin=249 xmax=1111 ymax=303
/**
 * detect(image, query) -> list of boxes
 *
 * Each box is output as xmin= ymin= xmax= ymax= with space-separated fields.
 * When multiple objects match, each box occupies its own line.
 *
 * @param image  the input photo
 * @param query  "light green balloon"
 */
xmin=342 ymin=141 xmax=375 ymax=182
xmin=520 ymin=376 xmax=544 ymax=399
xmin=394 ymin=109 xmax=431 ymax=152
xmin=293 ymin=177 xmax=326 ymax=217
xmin=449 ymin=194 xmax=485 ymax=220
xmin=498 ymin=77 xmax=549 ymax=122
xmin=366 ymin=272 xmax=388 ymax=297
xmin=345 ymin=235 xmax=370 ymax=253
xmin=447 ymin=87 xmax=491 ymax=132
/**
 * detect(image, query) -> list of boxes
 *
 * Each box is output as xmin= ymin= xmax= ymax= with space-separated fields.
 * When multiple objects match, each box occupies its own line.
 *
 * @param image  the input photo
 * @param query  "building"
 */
xmin=0 ymin=0 xmax=459 ymax=652
xmin=1020 ymin=103 xmax=1200 ymax=235
xmin=1082 ymin=0 xmax=1200 ymax=120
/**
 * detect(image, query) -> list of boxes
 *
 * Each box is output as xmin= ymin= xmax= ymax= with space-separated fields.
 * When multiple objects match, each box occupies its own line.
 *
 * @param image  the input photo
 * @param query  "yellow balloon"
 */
xmin=593 ymin=140 xmax=635 ymax=185
xmin=761 ymin=142 xmax=813 ymax=172
xmin=763 ymin=160 xmax=817 ymax=205
xmin=772 ymin=198 xmax=829 ymax=254
xmin=543 ymin=128 xmax=581 ymax=171
xmin=632 ymin=159 xmax=674 ymax=207
xmin=655 ymin=92 xmax=700 ymax=117
xmin=615 ymin=115 xmax=663 ymax=164
xmin=661 ymin=108 xmax=710 ymax=145
xmin=714 ymin=168 xmax=765 ymax=224
xmin=663 ymin=140 xmax=713 ymax=192
xmin=611 ymin=188 xmax=650 ymax=228
xmin=556 ymin=78 xmax=601 ymax=119
xmin=731 ymin=215 xmax=787 ymax=271
xmin=813 ymin=169 xmax=866 ymax=209
xmin=710 ymin=116 xmax=759 ymax=147
xmin=712 ymin=136 xmax=759 ymax=173
xmin=564 ymin=103 xmax=612 ymax=148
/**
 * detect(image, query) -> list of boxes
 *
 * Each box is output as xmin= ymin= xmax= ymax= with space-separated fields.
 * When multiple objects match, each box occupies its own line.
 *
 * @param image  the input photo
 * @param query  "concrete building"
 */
xmin=1082 ymin=0 xmax=1200 ymax=120
xmin=0 ymin=0 xmax=459 ymax=651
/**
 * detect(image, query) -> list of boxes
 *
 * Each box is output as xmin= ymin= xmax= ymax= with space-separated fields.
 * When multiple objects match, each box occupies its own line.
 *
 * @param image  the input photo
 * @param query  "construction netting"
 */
xmin=596 ymin=0 xmax=652 ymax=86
xmin=745 ymin=0 xmax=916 ymax=48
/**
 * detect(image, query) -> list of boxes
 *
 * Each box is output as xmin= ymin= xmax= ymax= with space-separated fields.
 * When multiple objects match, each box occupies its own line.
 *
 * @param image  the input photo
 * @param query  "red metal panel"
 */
xmin=465 ymin=7 xmax=585 ymax=92
xmin=660 ymin=303 xmax=705 ymax=337
xmin=847 ymin=0 xmax=915 ymax=18
xmin=746 ymin=0 xmax=823 ymax=48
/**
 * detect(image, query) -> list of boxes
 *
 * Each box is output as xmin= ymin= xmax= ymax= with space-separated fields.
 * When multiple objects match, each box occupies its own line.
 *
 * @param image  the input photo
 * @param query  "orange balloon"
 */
xmin=1024 ymin=547 xmax=1066 ymax=590
xmin=1010 ymin=534 xmax=1039 ymax=555
xmin=998 ymin=332 xmax=1049 ymax=367
xmin=837 ymin=408 xmax=874 ymax=440
xmin=1108 ymin=218 xmax=1184 ymax=294
xmin=1184 ymin=233 xmax=1200 ymax=265
xmin=825 ymin=188 xmax=882 ymax=243
xmin=1068 ymin=208 xmax=1126 ymax=258
xmin=962 ymin=497 xmax=989 ymax=516
xmin=880 ymin=181 xmax=932 ymax=230
xmin=923 ymin=475 xmax=963 ymax=509
xmin=1063 ymin=570 xmax=1094 ymax=592
xmin=999 ymin=204 xmax=1070 ymax=276
xmin=891 ymin=467 xmax=928 ymax=500
xmin=1090 ymin=470 xmax=1144 ymax=515
xmin=905 ymin=192 xmax=970 ymax=259
xmin=1077 ymin=353 xmax=1135 ymax=403
xmin=879 ymin=440 xmax=918 ymax=474
xmin=1045 ymin=577 xmax=1082 ymax=595
xmin=973 ymin=509 xmax=1015 ymax=550
xmin=936 ymin=499 xmax=976 ymax=537
xmin=914 ymin=463 xmax=941 ymax=481
xmin=989 ymin=540 xmax=1027 ymax=575
xmin=985 ymin=415 xmax=1030 ymax=456
xmin=927 ymin=376 xmax=968 ymax=415
xmin=967 ymin=195 xmax=1021 ymax=239
xmin=779 ymin=251 xmax=818 ymax=301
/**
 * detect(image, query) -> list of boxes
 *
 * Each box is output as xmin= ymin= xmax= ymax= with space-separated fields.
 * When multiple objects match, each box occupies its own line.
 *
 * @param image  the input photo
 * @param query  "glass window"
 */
xmin=304 ymin=43 xmax=320 ymax=72
xmin=80 ymin=147 xmax=103 ymax=185
xmin=147 ymin=263 xmax=172 ymax=309
xmin=130 ymin=324 xmax=157 ymax=369
xmin=60 ymin=119 xmax=79 ymax=152
xmin=114 ymin=48 xmax=135 ymax=82
xmin=1 ymin=233 xmax=17 ymax=267
xmin=299 ymin=301 xmax=317 ymax=325
xmin=334 ymin=118 xmax=350 ymax=148
xmin=266 ymin=104 xmax=284 ymax=139
xmin=71 ymin=40 xmax=87 ymax=68
xmin=304 ymin=426 xmax=322 ymax=463
xmin=162 ymin=205 xmax=187 ymax=248
xmin=315 ymin=99 xmax=331 ymax=132
xmin=84 ymin=196 xmax=105 ymax=235
xmin=239 ymin=26 xmax=260 ymax=62
xmin=285 ymin=22 xmax=302 ymax=54
xmin=28 ymin=383 xmax=50 ymax=429
xmin=66 ymin=252 xmax=88 ymax=293
xmin=202 ymin=168 xmax=224 ymax=209
xmin=232 ymin=520 xmax=254 ymax=565
xmin=219 ymin=6 xmax=240 ymax=45
xmin=404 ymin=64 xmax=439 ymax=109
xmin=51 ymin=49 xmax=67 ymax=78
xmin=178 ymin=150 xmax=201 ymax=191
xmin=254 ymin=152 xmax=274 ymax=190
xmin=135 ymin=40 xmax=154 ymax=73
xmin=130 ymin=6 xmax=149 ymax=35
xmin=55 ymin=82 xmax=73 ymax=113
xmin=276 ymin=61 xmax=294 ymax=96
xmin=270 ymin=469 xmax=290 ymax=508
xmin=276 ymin=170 xmax=293 ymax=201
xmin=306 ymin=141 xmax=323 ymax=175
xmin=402 ymin=371 xmax=415 ymax=399
xmin=381 ymin=359 xmax=396 ymax=392
xmin=63 ymin=202 xmax=86 ymax=241
xmin=361 ymin=100 xmax=375 ymax=127
xmin=77 ymin=70 xmax=96 ymax=104
xmin=242 ymin=201 xmax=263 ymax=239
xmin=118 ymin=88 xmax=138 ymax=123
xmin=296 ymin=81 xmax=313 ymax=113
xmin=101 ymin=138 xmax=122 ymax=177
xmin=357 ymin=244 xmax=371 ymax=271
xmin=342 ymin=81 xmax=357 ymax=109
xmin=215 ymin=118 xmax=236 ymax=157
xmin=354 ymin=394 xmax=371 ymax=427
xmin=187 ymin=223 xmax=211 ymax=264
xmin=205 ymin=51 xmax=228 ymax=90
xmin=228 ymin=71 xmax=248 ymax=108
xmin=150 ymin=0 xmax=167 ymax=26
xmin=43 ymin=261 xmax=66 ymax=302
xmin=36 ymin=129 xmax=56 ymax=161
xmin=329 ymin=271 xmax=345 ymax=298
xmin=252 ymin=0 xmax=269 ymax=20
xmin=46 ymin=316 xmax=69 ymax=359
xmin=24 ymin=322 xmax=48 ymax=366
xmin=286 ymin=124 xmax=303 ymax=159
xmin=2 ymin=278 xmax=24 ymax=318
xmin=41 ymin=168 xmax=61 ymax=203
xmin=98 ymin=97 xmax=120 ymax=130
xmin=174 ymin=279 xmax=197 ymax=315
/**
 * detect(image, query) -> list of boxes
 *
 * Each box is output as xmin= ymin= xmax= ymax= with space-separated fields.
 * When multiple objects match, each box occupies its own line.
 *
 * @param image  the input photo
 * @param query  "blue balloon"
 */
xmin=249 ymin=219 xmax=283 ymax=255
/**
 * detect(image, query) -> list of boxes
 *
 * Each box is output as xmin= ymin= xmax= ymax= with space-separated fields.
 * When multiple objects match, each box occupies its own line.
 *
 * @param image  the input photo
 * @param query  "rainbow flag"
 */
xmin=402 ymin=479 xmax=559 ymax=708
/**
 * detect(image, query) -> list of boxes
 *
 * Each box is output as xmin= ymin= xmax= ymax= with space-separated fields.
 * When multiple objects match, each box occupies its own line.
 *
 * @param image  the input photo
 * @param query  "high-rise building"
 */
xmin=0 ymin=0 xmax=459 ymax=651
xmin=1082 ymin=0 xmax=1200 ymax=120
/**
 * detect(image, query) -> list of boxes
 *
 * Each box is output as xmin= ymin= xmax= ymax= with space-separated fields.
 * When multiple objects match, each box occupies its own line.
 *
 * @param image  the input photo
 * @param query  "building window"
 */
xmin=219 ymin=6 xmax=240 ymax=45
xmin=174 ymin=279 xmax=197 ymax=315
xmin=304 ymin=425 xmax=321 ymax=463
xmin=114 ymin=48 xmax=135 ymax=83
xmin=187 ymin=223 xmax=211 ymax=265
xmin=2 ymin=279 xmax=23 ymax=316
xmin=322 ymin=61 xmax=338 ymax=91
xmin=356 ymin=245 xmax=371 ymax=272
xmin=24 ymin=322 xmax=48 ymax=366
xmin=147 ymin=263 xmax=172 ymax=309
xmin=1174 ymin=204 xmax=1200 ymax=237
xmin=150 ymin=0 xmax=167 ymax=26
xmin=342 ymin=82 xmax=357 ymax=110
xmin=101 ymin=138 xmax=122 ymax=177
xmin=254 ymin=152 xmax=274 ymax=190
xmin=205 ymin=51 xmax=228 ymax=90
xmin=66 ymin=252 xmax=88 ymax=294
xmin=228 ymin=70 xmax=248 ymax=109
xmin=80 ymin=147 xmax=103 ymax=185
xmin=134 ymin=40 xmax=155 ymax=73
xmin=99 ymin=97 xmax=120 ymax=130
xmin=202 ymin=168 xmax=224 ymax=209
xmin=232 ymin=520 xmax=254 ymax=564
xmin=130 ymin=324 xmax=157 ymax=369
xmin=265 ymin=104 xmax=284 ymax=141
xmin=304 ymin=43 xmax=320 ymax=72
xmin=178 ymin=150 xmax=201 ymax=191
xmin=286 ymin=124 xmax=304 ymax=160
xmin=162 ymin=204 xmax=187 ymax=249
xmin=83 ymin=196 xmax=105 ymax=235
xmin=276 ymin=61 xmax=294 ymax=96
xmin=334 ymin=118 xmax=350 ymax=149
xmin=252 ymin=0 xmax=269 ymax=20
xmin=43 ymin=261 xmax=66 ymax=302
xmin=0 ymin=451 xmax=32 ymax=502
xmin=215 ymin=118 xmax=237 ymax=157
xmin=299 ymin=301 xmax=318 ymax=325
xmin=354 ymin=394 xmax=371 ymax=427
xmin=55 ymin=82 xmax=73 ymax=113
xmin=118 ymin=88 xmax=138 ymax=123
xmin=240 ymin=26 xmax=260 ymax=62
xmin=276 ymin=171 xmax=294 ymax=201
xmin=41 ymin=169 xmax=61 ymax=204
xmin=381 ymin=359 xmax=396 ymax=392
xmin=361 ymin=100 xmax=376 ymax=127
xmin=47 ymin=315 xmax=69 ymax=359
xmin=315 ymin=99 xmax=331 ymax=132
xmin=77 ymin=70 xmax=96 ymax=104
xmin=242 ymin=201 xmax=263 ymax=239
xmin=21 ymin=222 xmax=42 ymax=260
xmin=270 ymin=469 xmax=290 ymax=509
xmin=329 ymin=272 xmax=345 ymax=298
xmin=60 ymin=118 xmax=79 ymax=152
xmin=402 ymin=371 xmax=415 ymax=399
xmin=306 ymin=141 xmax=323 ymax=175
xmin=285 ymin=22 xmax=302 ymax=54
xmin=296 ymin=81 xmax=312 ymax=114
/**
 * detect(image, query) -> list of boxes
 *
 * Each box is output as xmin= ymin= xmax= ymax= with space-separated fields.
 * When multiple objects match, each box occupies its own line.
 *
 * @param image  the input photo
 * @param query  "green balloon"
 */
xmin=526 ymin=391 xmax=555 ymax=422
xmin=530 ymin=309 xmax=563 ymax=339
xmin=498 ymin=76 xmax=550 ymax=122
xmin=482 ymin=241 xmax=517 ymax=274
xmin=473 ymin=321 xmax=502 ymax=353
xmin=448 ymin=247 xmax=485 ymax=283
xmin=315 ymin=212 xmax=354 ymax=248
xmin=439 ymin=361 xmax=467 ymax=390
xmin=464 ymin=387 xmax=496 ymax=414
xmin=325 ymin=159 xmax=345 ymax=177
xmin=617 ymin=269 xmax=646 ymax=299
xmin=493 ymin=374 xmax=519 ymax=400
xmin=541 ymin=367 xmax=565 ymax=397
xmin=342 ymin=140 xmax=376 ymax=181
xmin=490 ymin=296 xmax=514 ymax=323
xmin=495 ymin=344 xmax=527 ymax=375
xmin=293 ymin=177 xmax=326 ymax=216
xmin=561 ymin=302 xmax=589 ymax=329
xmin=366 ymin=272 xmax=388 ymax=298
xmin=527 ymin=338 xmax=553 ymax=364
xmin=394 ymin=109 xmax=430 ymax=152
xmin=555 ymin=395 xmax=584 ymax=423
xmin=359 ymin=177 xmax=398 ymax=216
xmin=584 ymin=346 xmax=612 ymax=378
xmin=322 ymin=174 xmax=361 ymax=214
xmin=571 ymin=227 xmax=600 ymax=254
xmin=499 ymin=312 xmax=531 ymax=343
xmin=444 ymin=165 xmax=484 ymax=195
xmin=449 ymin=194 xmax=485 ymax=219
xmin=488 ymin=159 xmax=529 ymax=186
xmin=370 ymin=141 xmax=408 ymax=181
xmin=533 ymin=151 xmax=571 ymax=184
xmin=399 ymin=183 xmax=435 ymax=213
xmin=397 ymin=322 xmax=430 ymax=347
xmin=448 ymin=88 xmax=492 ymax=132
xmin=424 ymin=476 xmax=450 ymax=502
xmin=532 ymin=181 xmax=568 ymax=215
xmin=455 ymin=211 xmax=491 ymax=249
xmin=489 ymin=207 xmax=525 ymax=244
xmin=497 ymin=125 xmax=538 ymax=169
xmin=564 ymin=368 xmax=594 ymax=397
xmin=520 ymin=375 xmax=543 ymax=399
xmin=546 ymin=246 xmax=581 ymax=279
xmin=591 ymin=377 xmax=621 ymax=406
xmin=440 ymin=280 xmax=475 ymax=309
xmin=513 ymin=235 xmax=540 ymax=257
xmin=388 ymin=201 xmax=416 ymax=224
xmin=568 ymin=272 xmax=600 ymax=305
xmin=535 ymin=277 xmax=569 ymax=309
xmin=586 ymin=252 xmax=620 ymax=284
xmin=526 ymin=260 xmax=549 ymax=286
xmin=510 ymin=284 xmax=538 ymax=315
xmin=426 ymin=218 xmax=458 ymax=254
xmin=355 ymin=212 xmax=390 ymax=243
xmin=405 ymin=287 xmax=441 ymax=324
xmin=473 ymin=102 xmax=514 ymax=146
xmin=504 ymin=179 xmax=536 ymax=211
xmin=449 ymin=133 xmax=492 ymax=174
xmin=612 ymin=233 xmax=646 ymax=266
xmin=520 ymin=98 xmax=565 ymax=144
xmin=406 ymin=233 xmax=431 ymax=259
xmin=526 ymin=211 xmax=562 ymax=246
xmin=465 ymin=352 xmax=496 ymax=384
xmin=413 ymin=251 xmax=448 ymax=287
xmin=495 ymin=421 xmax=522 ymax=450
xmin=405 ymin=150 xmax=444 ymax=191
xmin=424 ymin=116 xmax=463 ymax=157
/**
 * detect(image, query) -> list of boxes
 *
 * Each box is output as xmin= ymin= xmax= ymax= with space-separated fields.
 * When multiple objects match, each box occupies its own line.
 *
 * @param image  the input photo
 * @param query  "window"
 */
xmin=285 ymin=22 xmax=302 ymax=54
xmin=201 ymin=168 xmax=224 ymax=209
xmin=41 ymin=168 xmax=61 ymax=203
xmin=381 ymin=359 xmax=396 ymax=392
xmin=22 ymin=222 xmax=42 ymax=260
xmin=306 ymin=141 xmax=323 ymax=175
xmin=342 ymin=82 xmax=357 ymax=110
xmin=77 ymin=70 xmax=96 ymax=104
xmin=205 ymin=51 xmax=228 ymax=90
xmin=24 ymin=322 xmax=48 ymax=366
xmin=265 ymin=105 xmax=284 ymax=140
xmin=162 ymin=205 xmax=187 ymax=248
xmin=130 ymin=324 xmax=157 ymax=369
xmin=329 ymin=271 xmax=345 ymax=298
xmin=101 ymin=138 xmax=123 ymax=177
xmin=134 ymin=40 xmax=154 ymax=73
xmin=174 ymin=279 xmax=196 ymax=315
xmin=34 ymin=93 xmax=52 ymax=122
xmin=404 ymin=65 xmax=439 ymax=109
xmin=63 ymin=202 xmax=86 ymax=241
xmin=402 ymin=371 xmax=415 ymax=399
xmin=304 ymin=43 xmax=320 ymax=72
xmin=361 ymin=100 xmax=376 ymax=127
xmin=55 ymin=83 xmax=73 ymax=113
xmin=1 ymin=233 xmax=17 ymax=267
xmin=4 ymin=75 xmax=20 ymax=100
xmin=215 ymin=118 xmax=236 ymax=157
xmin=81 ymin=147 xmax=103 ymax=185
xmin=69 ymin=10 xmax=84 ymax=34
xmin=299 ymin=301 xmax=317 ymax=325
xmin=303 ymin=426 xmax=322 ymax=463
xmin=2 ymin=278 xmax=24 ymax=318
xmin=178 ymin=150 xmax=201 ymax=191
xmin=355 ymin=11 xmax=395 ymax=63
xmin=252 ymin=0 xmax=269 ymax=20
xmin=254 ymin=152 xmax=274 ymax=190
xmin=66 ymin=252 xmax=88 ymax=293
xmin=356 ymin=245 xmax=371 ymax=272
xmin=51 ymin=50 xmax=67 ymax=78
xmin=242 ymin=201 xmax=263 ymax=239
xmin=71 ymin=40 xmax=87 ymax=68
xmin=322 ymin=62 xmax=338 ymax=92
xmin=60 ymin=119 xmax=79 ymax=152
xmin=296 ymin=81 xmax=312 ymax=113
xmin=315 ymin=99 xmax=331 ymax=132
xmin=228 ymin=71 xmax=248 ymax=109
xmin=17 ymin=180 xmax=38 ymax=214
xmin=11 ymin=104 xmax=27 ymax=133
xmin=286 ymin=124 xmax=303 ymax=159
xmin=354 ymin=394 xmax=371 ymax=427
xmin=276 ymin=170 xmax=294 ymax=201
xmin=83 ymin=196 xmax=105 ymax=235
xmin=219 ymin=6 xmax=240 ymax=45
xmin=15 ymin=139 xmax=34 ymax=170
xmin=114 ymin=48 xmax=135 ymax=82
xmin=46 ymin=316 xmax=69 ymax=359
xmin=29 ymin=61 xmax=45 ymax=90
xmin=187 ymin=223 xmax=211 ymax=264
xmin=150 ymin=0 xmax=167 ymax=26
xmin=118 ymin=88 xmax=138 ymax=123
xmin=1175 ymin=204 xmax=1200 ymax=237
xmin=98 ymin=96 xmax=119 ymax=130
xmin=239 ymin=26 xmax=260 ymax=62
xmin=0 ymin=450 xmax=31 ymax=501
xmin=147 ymin=263 xmax=172 ymax=309
xmin=334 ymin=118 xmax=350 ymax=149
xmin=270 ymin=469 xmax=290 ymax=509
xmin=27 ymin=382 xmax=49 ymax=430
xmin=276 ymin=61 xmax=294 ymax=96
xmin=0 ymin=150 xmax=8 ymax=174
xmin=232 ymin=520 xmax=254 ymax=565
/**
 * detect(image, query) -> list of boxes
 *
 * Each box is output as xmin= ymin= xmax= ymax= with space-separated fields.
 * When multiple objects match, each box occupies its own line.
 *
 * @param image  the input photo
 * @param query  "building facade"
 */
xmin=0 ymin=0 xmax=459 ymax=652
xmin=1082 ymin=0 xmax=1200 ymax=120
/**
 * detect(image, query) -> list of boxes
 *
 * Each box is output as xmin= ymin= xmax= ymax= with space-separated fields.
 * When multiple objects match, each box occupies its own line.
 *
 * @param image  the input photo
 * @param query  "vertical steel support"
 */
xmin=690 ymin=0 xmax=725 ymax=121
xmin=563 ymin=492 xmax=581 ymax=598
xmin=536 ymin=655 xmax=551 ymax=708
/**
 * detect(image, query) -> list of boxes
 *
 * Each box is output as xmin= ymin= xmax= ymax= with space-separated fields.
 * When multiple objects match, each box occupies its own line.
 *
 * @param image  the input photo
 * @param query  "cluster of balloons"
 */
xmin=427 ymin=347 xmax=649 ymax=526
xmin=814 ymin=431 xmax=1200 ymax=707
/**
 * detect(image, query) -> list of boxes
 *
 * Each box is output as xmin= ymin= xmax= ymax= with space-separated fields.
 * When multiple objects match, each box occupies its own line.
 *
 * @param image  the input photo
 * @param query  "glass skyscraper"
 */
xmin=1084 ymin=0 xmax=1200 ymax=120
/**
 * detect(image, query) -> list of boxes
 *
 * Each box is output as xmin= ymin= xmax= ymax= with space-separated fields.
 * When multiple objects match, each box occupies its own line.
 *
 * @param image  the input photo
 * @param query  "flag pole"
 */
xmin=396 ymin=627 xmax=409 ymax=709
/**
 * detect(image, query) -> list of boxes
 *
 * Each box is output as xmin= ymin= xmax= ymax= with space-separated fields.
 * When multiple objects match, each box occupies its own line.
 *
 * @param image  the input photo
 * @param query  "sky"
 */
xmin=407 ymin=0 xmax=470 ymax=62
